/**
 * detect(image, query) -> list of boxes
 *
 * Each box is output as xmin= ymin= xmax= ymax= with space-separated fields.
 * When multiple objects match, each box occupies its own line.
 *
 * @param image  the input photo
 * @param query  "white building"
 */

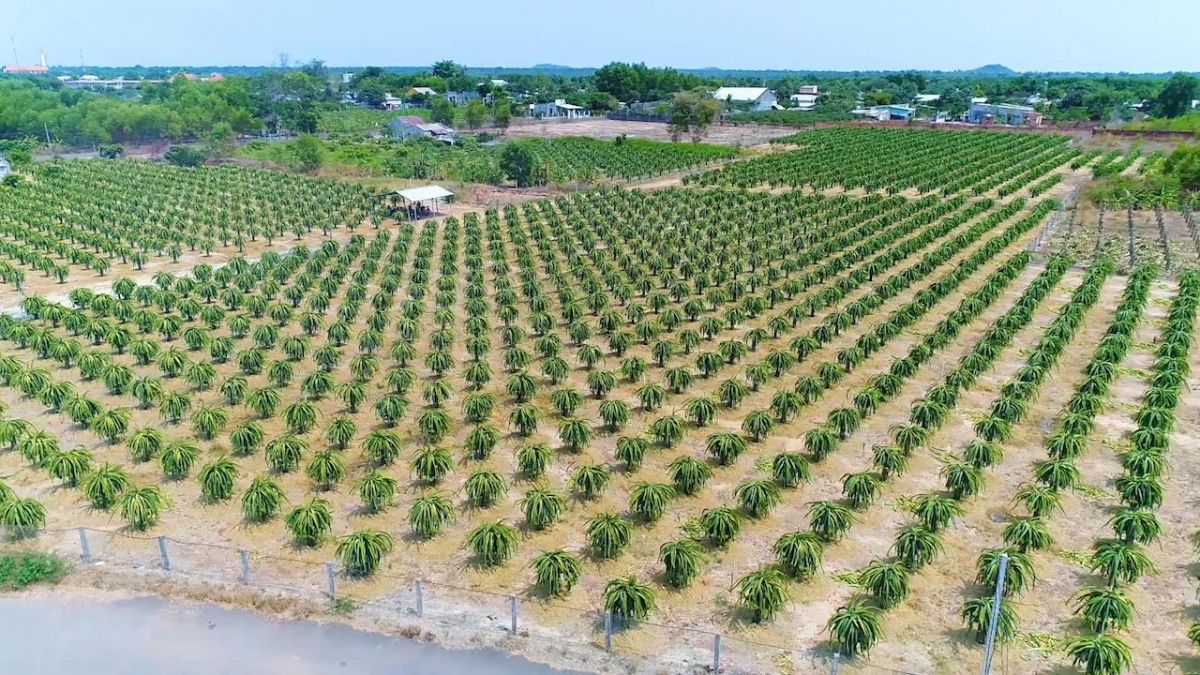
xmin=530 ymin=99 xmax=590 ymax=119
xmin=789 ymin=85 xmax=820 ymax=110
xmin=713 ymin=87 xmax=778 ymax=112
xmin=0 ymin=156 xmax=10 ymax=179
xmin=914 ymin=93 xmax=941 ymax=104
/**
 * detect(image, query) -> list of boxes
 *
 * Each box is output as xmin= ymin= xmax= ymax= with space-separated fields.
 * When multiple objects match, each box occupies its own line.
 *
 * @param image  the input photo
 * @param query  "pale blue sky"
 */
xmin=7 ymin=0 xmax=1198 ymax=72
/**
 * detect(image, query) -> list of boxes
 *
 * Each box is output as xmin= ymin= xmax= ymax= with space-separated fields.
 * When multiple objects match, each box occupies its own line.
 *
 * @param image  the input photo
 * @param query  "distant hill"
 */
xmin=969 ymin=64 xmax=1018 ymax=76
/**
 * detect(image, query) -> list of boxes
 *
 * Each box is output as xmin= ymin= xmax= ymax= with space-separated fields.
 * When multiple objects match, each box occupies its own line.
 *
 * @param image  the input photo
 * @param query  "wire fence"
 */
xmin=6 ymin=525 xmax=945 ymax=675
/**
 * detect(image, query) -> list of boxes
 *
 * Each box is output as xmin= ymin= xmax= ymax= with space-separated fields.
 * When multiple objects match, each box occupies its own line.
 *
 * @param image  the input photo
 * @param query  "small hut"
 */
xmin=391 ymin=186 xmax=454 ymax=220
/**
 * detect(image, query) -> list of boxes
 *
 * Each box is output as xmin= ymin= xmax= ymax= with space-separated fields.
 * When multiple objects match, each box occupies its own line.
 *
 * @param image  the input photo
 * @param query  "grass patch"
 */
xmin=1021 ymin=631 xmax=1065 ymax=656
xmin=329 ymin=596 xmax=358 ymax=615
xmin=0 ymin=551 xmax=68 ymax=590
xmin=1056 ymin=549 xmax=1091 ymax=568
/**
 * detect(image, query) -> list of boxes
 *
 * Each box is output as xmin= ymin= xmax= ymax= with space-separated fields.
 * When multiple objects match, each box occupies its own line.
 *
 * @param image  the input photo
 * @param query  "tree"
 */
xmin=431 ymin=60 xmax=465 ymax=79
xmin=430 ymin=96 xmax=455 ymax=126
xmin=286 ymin=498 xmax=333 ymax=546
xmin=292 ymin=134 xmax=324 ymax=173
xmin=119 ymin=486 xmax=163 ymax=531
xmin=409 ymin=492 xmax=454 ymax=538
xmin=464 ymin=99 xmax=487 ymax=130
xmin=659 ymin=538 xmax=704 ymax=588
xmin=163 ymin=145 xmax=207 ymax=168
xmin=499 ymin=142 xmax=542 ymax=187
xmin=1153 ymin=73 xmax=1199 ymax=118
xmin=1064 ymin=634 xmax=1133 ymax=675
xmin=960 ymin=596 xmax=1018 ymax=645
xmin=492 ymin=96 xmax=512 ymax=132
xmin=668 ymin=91 xmax=721 ymax=143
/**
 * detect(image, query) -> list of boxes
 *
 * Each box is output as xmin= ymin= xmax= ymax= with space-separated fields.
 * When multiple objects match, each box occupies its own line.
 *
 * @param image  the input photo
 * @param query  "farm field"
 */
xmin=504 ymin=117 xmax=799 ymax=147
xmin=0 ymin=127 xmax=1198 ymax=675
xmin=0 ymin=160 xmax=377 ymax=298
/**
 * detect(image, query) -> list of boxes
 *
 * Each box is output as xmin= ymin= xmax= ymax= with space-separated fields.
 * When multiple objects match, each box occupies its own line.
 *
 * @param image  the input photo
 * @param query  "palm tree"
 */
xmin=659 ymin=538 xmax=704 ymax=588
xmin=336 ymin=530 xmax=394 ymax=577
xmin=241 ymin=475 xmax=286 ymax=523
xmin=827 ymin=600 xmax=883 ymax=658
xmin=586 ymin=513 xmax=631 ymax=559
xmin=531 ymin=550 xmax=582 ymax=596
xmin=46 ymin=446 xmax=93 ymax=487
xmin=706 ymin=432 xmax=746 ymax=466
xmin=858 ymin=560 xmax=911 ymax=609
xmin=942 ymin=462 xmax=984 ymax=500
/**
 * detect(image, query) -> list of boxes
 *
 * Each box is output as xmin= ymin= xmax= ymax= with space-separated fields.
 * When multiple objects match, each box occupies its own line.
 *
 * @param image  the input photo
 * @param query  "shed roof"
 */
xmin=713 ymin=87 xmax=771 ymax=102
xmin=396 ymin=186 xmax=454 ymax=202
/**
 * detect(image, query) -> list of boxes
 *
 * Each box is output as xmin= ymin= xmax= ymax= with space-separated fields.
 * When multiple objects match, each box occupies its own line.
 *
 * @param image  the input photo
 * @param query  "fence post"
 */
xmin=830 ymin=652 xmax=841 ymax=675
xmin=239 ymin=550 xmax=250 ymax=584
xmin=510 ymin=596 xmax=518 ymax=633
xmin=980 ymin=553 xmax=1010 ymax=675
xmin=77 ymin=527 xmax=90 ymax=563
xmin=415 ymin=579 xmax=424 ymax=617
xmin=604 ymin=611 xmax=613 ymax=652
xmin=325 ymin=562 xmax=337 ymax=599
xmin=156 ymin=536 xmax=170 ymax=571
xmin=713 ymin=634 xmax=722 ymax=673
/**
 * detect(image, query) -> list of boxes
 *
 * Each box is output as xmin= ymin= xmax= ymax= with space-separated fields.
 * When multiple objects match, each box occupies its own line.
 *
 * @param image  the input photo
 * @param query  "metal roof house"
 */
xmin=713 ymin=87 xmax=778 ymax=112
xmin=854 ymin=105 xmax=917 ymax=121
xmin=386 ymin=116 xmax=456 ymax=142
xmin=530 ymin=99 xmax=590 ymax=119
xmin=968 ymin=102 xmax=1043 ymax=127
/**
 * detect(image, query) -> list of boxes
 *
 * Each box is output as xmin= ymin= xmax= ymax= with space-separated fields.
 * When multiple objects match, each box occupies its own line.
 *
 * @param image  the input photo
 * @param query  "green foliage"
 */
xmin=118 ymin=486 xmax=163 ymax=531
xmin=241 ymin=476 xmax=286 ymax=522
xmin=82 ymin=464 xmax=130 ymax=510
xmin=603 ymin=575 xmax=656 ymax=621
xmin=0 ymin=552 xmax=67 ymax=590
xmin=197 ymin=456 xmax=240 ymax=502
xmin=467 ymin=521 xmax=519 ymax=567
xmin=735 ymin=568 xmax=789 ymax=623
xmin=408 ymin=492 xmax=455 ymax=538
xmin=285 ymin=498 xmax=333 ymax=546
xmin=827 ymin=600 xmax=883 ymax=658
xmin=531 ymin=549 xmax=582 ymax=596
xmin=355 ymin=469 xmax=397 ymax=513
xmin=586 ymin=512 xmax=631 ymax=559
xmin=659 ymin=538 xmax=704 ymax=588
xmin=336 ymin=530 xmax=394 ymax=577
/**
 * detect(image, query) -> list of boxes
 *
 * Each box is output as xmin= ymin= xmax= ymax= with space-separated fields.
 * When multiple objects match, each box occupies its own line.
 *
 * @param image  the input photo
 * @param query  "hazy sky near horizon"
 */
xmin=7 ymin=0 xmax=1198 ymax=72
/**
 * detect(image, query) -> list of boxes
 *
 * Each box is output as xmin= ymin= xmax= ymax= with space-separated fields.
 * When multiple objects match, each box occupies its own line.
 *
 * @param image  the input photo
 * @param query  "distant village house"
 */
xmin=386 ymin=116 xmax=456 ymax=143
xmin=530 ymin=99 xmax=591 ymax=119
xmin=713 ymin=87 xmax=778 ymax=112
xmin=968 ymin=102 xmax=1043 ymax=126
xmin=789 ymin=85 xmax=820 ymax=110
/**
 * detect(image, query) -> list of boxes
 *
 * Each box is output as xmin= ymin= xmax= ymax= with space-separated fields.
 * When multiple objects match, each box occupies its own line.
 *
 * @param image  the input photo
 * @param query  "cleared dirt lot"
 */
xmin=504 ymin=118 xmax=798 ymax=147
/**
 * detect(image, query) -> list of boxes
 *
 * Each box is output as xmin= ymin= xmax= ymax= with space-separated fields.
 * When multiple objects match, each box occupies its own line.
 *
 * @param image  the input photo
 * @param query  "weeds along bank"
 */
xmin=1 ymin=127 xmax=1198 ymax=675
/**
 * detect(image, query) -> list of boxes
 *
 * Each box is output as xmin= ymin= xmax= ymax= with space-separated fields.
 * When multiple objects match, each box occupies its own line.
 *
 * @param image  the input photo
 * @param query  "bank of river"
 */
xmin=0 ymin=593 xmax=588 ymax=675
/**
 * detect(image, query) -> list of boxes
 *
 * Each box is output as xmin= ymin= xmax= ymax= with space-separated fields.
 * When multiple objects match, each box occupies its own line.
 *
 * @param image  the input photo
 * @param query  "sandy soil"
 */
xmin=2 ymin=181 xmax=1197 ymax=675
xmin=504 ymin=118 xmax=797 ymax=148
xmin=1045 ymin=201 xmax=1200 ymax=275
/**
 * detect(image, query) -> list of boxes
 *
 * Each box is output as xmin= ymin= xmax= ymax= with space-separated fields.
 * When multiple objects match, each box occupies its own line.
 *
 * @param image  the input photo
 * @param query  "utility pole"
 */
xmin=44 ymin=122 xmax=52 ymax=149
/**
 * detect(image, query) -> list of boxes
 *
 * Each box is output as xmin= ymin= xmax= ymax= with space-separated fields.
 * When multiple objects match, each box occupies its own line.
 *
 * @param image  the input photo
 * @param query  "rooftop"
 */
xmin=713 ymin=87 xmax=771 ymax=102
xmin=972 ymin=102 xmax=1037 ymax=112
xmin=396 ymin=186 xmax=454 ymax=203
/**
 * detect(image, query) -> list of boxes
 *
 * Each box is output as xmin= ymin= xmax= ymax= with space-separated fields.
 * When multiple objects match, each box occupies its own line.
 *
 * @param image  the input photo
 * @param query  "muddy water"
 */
xmin=0 ymin=594 xmax=586 ymax=674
